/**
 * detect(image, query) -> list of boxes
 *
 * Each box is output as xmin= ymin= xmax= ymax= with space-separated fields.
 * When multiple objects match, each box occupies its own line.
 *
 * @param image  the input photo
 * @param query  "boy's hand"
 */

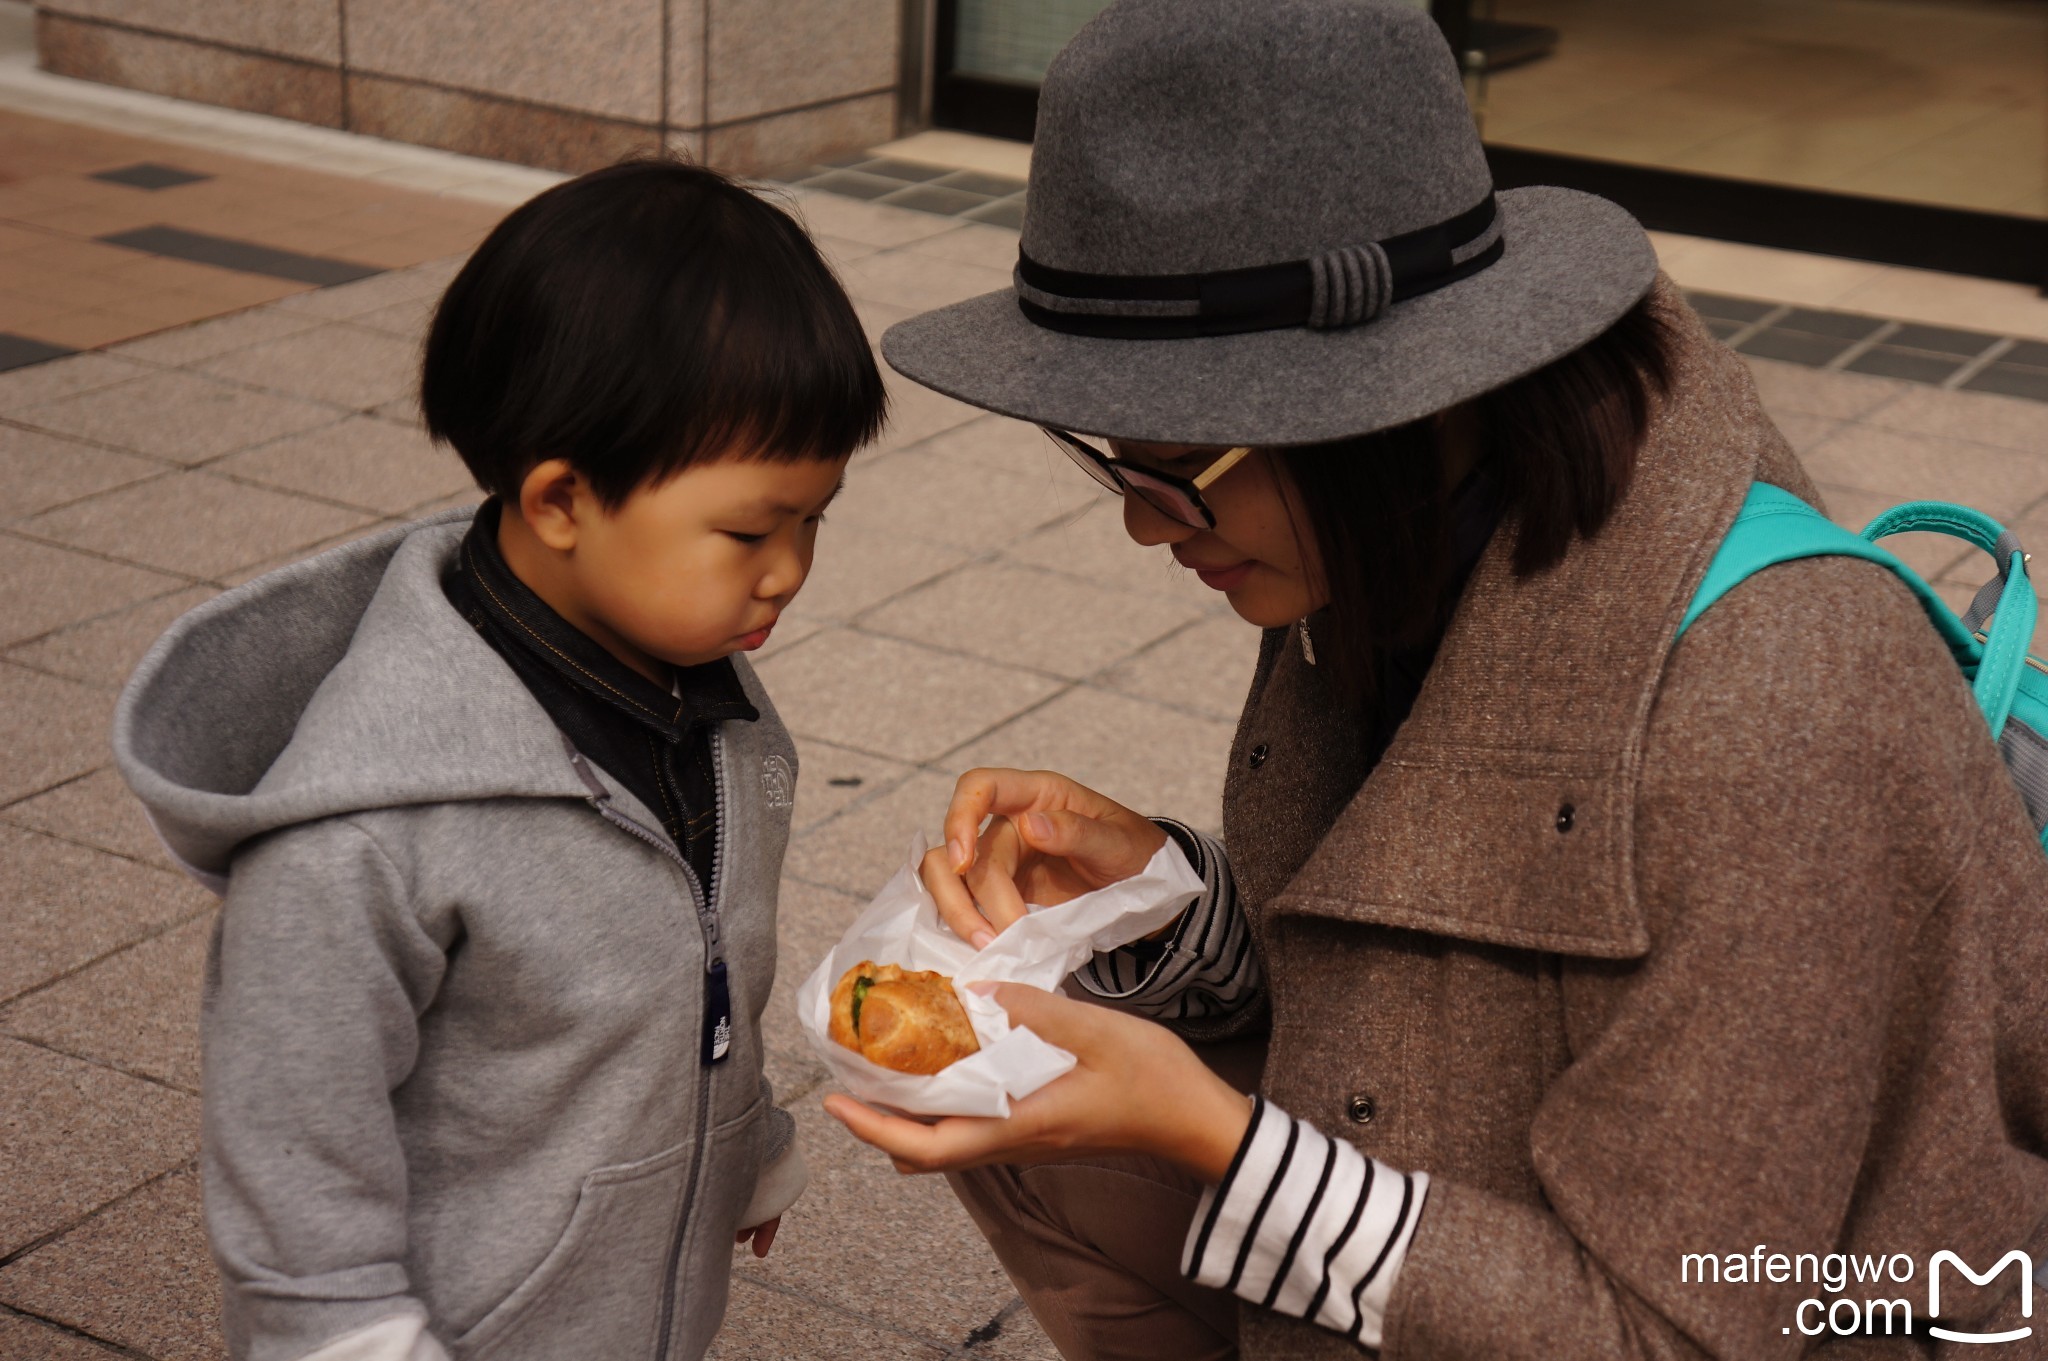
xmin=735 ymin=1217 xmax=780 ymax=1258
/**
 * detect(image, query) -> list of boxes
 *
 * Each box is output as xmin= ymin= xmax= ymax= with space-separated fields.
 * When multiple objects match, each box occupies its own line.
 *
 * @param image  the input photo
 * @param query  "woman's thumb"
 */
xmin=1018 ymin=808 xmax=1126 ymax=870
xmin=975 ymin=981 xmax=1080 ymax=1044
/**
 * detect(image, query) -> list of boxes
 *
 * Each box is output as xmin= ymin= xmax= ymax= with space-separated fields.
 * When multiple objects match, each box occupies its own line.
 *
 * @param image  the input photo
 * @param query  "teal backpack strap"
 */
xmin=1678 ymin=484 xmax=2027 ymax=738
xmin=1860 ymin=502 xmax=2036 ymax=740
xmin=1678 ymin=484 xmax=1943 ymax=635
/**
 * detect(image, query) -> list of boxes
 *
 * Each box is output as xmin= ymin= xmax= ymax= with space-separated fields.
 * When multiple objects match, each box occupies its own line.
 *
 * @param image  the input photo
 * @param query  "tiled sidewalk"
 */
xmin=6 ymin=130 xmax=2048 ymax=1360
xmin=0 ymin=108 xmax=500 ymax=364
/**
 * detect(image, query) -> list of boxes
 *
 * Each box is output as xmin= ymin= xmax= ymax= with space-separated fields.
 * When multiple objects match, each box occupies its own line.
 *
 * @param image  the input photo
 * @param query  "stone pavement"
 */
xmin=6 ymin=148 xmax=2048 ymax=1361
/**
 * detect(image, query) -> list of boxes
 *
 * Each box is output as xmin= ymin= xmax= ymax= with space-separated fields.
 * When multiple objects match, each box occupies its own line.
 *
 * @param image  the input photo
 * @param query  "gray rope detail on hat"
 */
xmin=1306 ymin=243 xmax=1392 ymax=329
xmin=1448 ymin=211 xmax=1504 ymax=267
xmin=1013 ymin=267 xmax=1202 ymax=319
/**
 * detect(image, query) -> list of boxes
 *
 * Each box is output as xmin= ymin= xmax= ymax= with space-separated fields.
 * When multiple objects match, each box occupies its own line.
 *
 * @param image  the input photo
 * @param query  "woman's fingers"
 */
xmin=964 ymin=819 xmax=1031 ymax=933
xmin=943 ymin=768 xmax=1095 ymax=872
xmin=922 ymin=819 xmax=1031 ymax=947
xmin=921 ymin=845 xmax=997 ymax=949
xmin=823 ymin=1094 xmax=989 ymax=1171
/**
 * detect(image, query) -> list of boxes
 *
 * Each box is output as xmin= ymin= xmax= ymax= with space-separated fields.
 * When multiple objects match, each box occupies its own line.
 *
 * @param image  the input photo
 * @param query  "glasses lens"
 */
xmin=1045 ymin=430 xmax=1123 ymax=494
xmin=1124 ymin=471 xmax=1211 ymax=529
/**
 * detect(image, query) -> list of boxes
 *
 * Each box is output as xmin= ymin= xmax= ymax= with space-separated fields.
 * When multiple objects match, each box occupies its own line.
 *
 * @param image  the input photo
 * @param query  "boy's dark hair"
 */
xmin=422 ymin=159 xmax=886 ymax=505
xmin=1278 ymin=295 xmax=1675 ymax=706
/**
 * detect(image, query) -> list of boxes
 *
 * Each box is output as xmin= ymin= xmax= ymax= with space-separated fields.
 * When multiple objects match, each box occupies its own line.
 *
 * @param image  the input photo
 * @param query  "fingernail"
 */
xmin=950 ymin=837 xmax=971 ymax=871
xmin=1025 ymin=812 xmax=1053 ymax=840
xmin=970 ymin=929 xmax=995 ymax=951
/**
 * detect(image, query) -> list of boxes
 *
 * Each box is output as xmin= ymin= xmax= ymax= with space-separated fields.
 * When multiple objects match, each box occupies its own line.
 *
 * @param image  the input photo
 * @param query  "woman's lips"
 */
xmin=1192 ymin=561 xmax=1254 ymax=592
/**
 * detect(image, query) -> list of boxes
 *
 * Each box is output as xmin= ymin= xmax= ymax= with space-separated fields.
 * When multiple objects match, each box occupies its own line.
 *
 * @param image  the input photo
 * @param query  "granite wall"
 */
xmin=33 ymin=0 xmax=907 ymax=175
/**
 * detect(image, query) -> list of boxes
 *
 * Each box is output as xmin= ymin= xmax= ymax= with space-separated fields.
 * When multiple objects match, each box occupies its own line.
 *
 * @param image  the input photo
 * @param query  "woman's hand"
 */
xmin=823 ymin=983 xmax=1252 ymax=1184
xmin=922 ymin=768 xmax=1169 ymax=949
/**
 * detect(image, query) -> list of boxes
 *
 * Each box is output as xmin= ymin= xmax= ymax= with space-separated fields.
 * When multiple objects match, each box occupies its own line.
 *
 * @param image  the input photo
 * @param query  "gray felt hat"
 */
xmin=880 ymin=0 xmax=1660 ymax=447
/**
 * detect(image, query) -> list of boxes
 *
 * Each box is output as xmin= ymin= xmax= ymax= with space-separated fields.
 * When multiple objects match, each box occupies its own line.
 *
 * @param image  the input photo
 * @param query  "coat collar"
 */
xmin=1274 ymin=277 xmax=1819 ymax=958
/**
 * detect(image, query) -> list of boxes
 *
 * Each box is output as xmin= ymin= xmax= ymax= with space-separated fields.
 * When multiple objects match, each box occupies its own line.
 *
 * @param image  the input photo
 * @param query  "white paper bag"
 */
xmin=796 ymin=835 xmax=1204 ymax=1117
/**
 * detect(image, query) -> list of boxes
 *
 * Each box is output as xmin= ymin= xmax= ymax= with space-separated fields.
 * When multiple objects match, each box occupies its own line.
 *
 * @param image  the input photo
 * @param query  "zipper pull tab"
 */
xmin=701 ymin=958 xmax=732 ymax=1065
xmin=561 ymin=735 xmax=612 ymax=805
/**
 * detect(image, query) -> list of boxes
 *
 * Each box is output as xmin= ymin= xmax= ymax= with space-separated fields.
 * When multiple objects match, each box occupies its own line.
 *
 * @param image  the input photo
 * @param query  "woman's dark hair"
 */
xmin=1276 ymin=296 xmax=1675 ymax=705
xmin=422 ymin=158 xmax=886 ymax=505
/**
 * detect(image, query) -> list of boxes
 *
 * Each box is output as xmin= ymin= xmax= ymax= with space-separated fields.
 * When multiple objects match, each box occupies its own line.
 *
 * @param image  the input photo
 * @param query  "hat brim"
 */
xmin=880 ymin=186 xmax=1660 ymax=447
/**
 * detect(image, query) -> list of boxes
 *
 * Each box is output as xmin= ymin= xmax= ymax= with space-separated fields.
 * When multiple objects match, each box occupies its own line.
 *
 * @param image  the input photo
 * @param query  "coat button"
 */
xmin=1346 ymin=1093 xmax=1377 ymax=1125
xmin=1555 ymin=803 xmax=1575 ymax=833
xmin=1249 ymin=743 xmax=1269 ymax=769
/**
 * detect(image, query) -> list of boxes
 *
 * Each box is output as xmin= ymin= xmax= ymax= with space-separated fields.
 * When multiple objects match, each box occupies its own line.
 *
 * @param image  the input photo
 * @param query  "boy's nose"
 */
xmin=760 ymin=547 xmax=808 ymax=602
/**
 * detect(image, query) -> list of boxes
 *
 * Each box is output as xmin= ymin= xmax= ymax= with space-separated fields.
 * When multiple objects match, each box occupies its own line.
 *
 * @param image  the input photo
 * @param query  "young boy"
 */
xmin=113 ymin=160 xmax=885 ymax=1361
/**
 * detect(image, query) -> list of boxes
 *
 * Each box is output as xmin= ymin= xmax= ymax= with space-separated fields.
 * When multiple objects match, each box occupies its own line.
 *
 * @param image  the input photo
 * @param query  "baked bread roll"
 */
xmin=828 ymin=961 xmax=980 ymax=1075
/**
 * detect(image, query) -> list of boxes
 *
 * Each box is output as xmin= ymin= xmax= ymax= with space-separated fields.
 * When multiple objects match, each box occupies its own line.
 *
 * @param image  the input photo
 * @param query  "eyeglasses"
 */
xmin=1040 ymin=427 xmax=1254 ymax=531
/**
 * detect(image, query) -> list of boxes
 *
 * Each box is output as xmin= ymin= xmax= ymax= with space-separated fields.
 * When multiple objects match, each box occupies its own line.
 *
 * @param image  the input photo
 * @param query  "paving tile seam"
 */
xmin=0 ymin=899 xmax=214 ymax=1011
xmin=0 ymin=1301 xmax=140 ymax=1358
xmin=770 ymin=1071 xmax=830 ymax=1109
xmin=1750 ymin=369 xmax=2048 ymax=459
xmin=836 ymin=620 xmax=1087 ymax=689
xmin=0 ymin=415 xmax=192 ymax=469
xmin=199 ymin=465 xmax=430 ymax=521
xmin=0 ymin=1030 xmax=202 ymax=1101
xmin=0 ymin=762 xmax=115 ymax=818
xmin=822 ymin=617 xmax=1238 ymax=716
xmin=722 ymin=1274 xmax=957 ymax=1356
xmin=2 ymin=513 xmax=259 ymax=589
xmin=0 ymin=1157 xmax=198 ymax=1279
xmin=3 ymin=365 xmax=368 ymax=438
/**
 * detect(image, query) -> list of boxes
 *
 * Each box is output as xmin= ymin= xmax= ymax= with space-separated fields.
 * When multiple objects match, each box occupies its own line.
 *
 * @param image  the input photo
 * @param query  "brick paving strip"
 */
xmin=0 ymin=108 xmax=501 ymax=364
xmin=4 ymin=138 xmax=2048 ymax=1358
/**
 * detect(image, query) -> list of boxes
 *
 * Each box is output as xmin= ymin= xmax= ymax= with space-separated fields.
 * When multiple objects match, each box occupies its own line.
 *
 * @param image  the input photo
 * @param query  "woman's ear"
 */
xmin=515 ymin=458 xmax=584 ymax=552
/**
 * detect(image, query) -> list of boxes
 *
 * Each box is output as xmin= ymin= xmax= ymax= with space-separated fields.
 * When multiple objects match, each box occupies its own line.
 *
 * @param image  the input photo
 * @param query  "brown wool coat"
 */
xmin=1220 ymin=279 xmax=2048 ymax=1360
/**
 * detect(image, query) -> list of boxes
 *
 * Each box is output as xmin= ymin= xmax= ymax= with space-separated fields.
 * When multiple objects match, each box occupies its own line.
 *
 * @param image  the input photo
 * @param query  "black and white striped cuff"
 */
xmin=1076 ymin=819 xmax=1260 ymax=1021
xmin=1182 ymin=1097 xmax=1428 ymax=1348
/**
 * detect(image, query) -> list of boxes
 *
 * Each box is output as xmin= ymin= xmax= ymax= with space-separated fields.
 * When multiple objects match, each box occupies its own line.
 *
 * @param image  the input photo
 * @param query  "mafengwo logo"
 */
xmin=1681 ymin=1246 xmax=2035 ymax=1342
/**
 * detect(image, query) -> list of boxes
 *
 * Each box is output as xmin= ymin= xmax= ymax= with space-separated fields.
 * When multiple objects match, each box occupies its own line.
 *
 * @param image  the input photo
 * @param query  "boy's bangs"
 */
xmin=650 ymin=250 xmax=888 ymax=480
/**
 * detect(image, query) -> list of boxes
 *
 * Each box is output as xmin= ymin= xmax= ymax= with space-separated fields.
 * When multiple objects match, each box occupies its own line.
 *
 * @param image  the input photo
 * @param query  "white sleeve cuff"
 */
xmin=291 ymin=1312 xmax=449 ymax=1361
xmin=741 ymin=1138 xmax=808 ymax=1227
xmin=1181 ymin=1097 xmax=1428 ymax=1348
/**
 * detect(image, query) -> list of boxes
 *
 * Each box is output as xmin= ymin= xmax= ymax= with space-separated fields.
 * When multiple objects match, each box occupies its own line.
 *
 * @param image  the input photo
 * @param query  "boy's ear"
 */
xmin=516 ymin=458 xmax=584 ymax=552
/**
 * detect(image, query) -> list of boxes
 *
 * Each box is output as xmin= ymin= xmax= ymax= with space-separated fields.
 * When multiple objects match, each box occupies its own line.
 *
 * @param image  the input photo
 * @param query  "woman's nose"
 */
xmin=1121 ymin=491 xmax=1196 ymax=547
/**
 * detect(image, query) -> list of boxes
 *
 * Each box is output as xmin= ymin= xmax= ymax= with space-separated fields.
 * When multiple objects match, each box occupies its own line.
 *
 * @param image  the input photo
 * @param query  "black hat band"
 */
xmin=1014 ymin=193 xmax=1504 ymax=340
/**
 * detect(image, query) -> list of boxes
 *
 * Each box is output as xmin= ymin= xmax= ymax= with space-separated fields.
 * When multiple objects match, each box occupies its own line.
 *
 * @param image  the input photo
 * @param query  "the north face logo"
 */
xmin=762 ymin=754 xmax=794 ymax=810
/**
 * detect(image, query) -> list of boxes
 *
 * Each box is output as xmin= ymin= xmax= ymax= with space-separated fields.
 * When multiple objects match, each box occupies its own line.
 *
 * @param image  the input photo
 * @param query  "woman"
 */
xmin=825 ymin=1 xmax=2048 ymax=1356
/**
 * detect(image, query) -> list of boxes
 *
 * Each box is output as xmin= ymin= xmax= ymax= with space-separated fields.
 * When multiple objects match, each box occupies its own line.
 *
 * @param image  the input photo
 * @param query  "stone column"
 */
xmin=34 ymin=0 xmax=906 ymax=176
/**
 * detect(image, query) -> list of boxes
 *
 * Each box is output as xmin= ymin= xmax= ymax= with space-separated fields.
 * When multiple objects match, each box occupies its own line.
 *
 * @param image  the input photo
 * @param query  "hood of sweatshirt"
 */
xmin=113 ymin=511 xmax=606 ymax=891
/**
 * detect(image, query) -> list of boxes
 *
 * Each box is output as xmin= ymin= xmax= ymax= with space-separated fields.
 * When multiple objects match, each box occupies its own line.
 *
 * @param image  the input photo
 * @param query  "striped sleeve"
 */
xmin=1182 ymin=1097 xmax=1428 ymax=1349
xmin=1074 ymin=818 xmax=1261 ymax=1023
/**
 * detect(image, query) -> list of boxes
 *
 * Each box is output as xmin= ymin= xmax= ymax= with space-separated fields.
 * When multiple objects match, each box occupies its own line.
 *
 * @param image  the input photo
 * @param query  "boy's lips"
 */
xmin=736 ymin=619 xmax=777 ymax=649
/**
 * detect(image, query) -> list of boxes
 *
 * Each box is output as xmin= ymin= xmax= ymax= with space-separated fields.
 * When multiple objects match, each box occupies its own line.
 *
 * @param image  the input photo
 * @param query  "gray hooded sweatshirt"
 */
xmin=113 ymin=511 xmax=803 ymax=1361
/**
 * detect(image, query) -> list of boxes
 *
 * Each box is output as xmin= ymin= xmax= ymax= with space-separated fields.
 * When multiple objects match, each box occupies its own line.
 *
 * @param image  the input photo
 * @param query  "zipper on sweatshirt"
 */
xmin=654 ymin=728 xmax=731 ymax=1361
xmin=561 ymin=729 xmax=730 ymax=1361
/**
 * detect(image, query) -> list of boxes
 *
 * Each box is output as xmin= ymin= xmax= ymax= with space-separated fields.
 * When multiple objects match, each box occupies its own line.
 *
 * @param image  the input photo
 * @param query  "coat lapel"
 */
xmin=1267 ymin=279 xmax=1820 ymax=958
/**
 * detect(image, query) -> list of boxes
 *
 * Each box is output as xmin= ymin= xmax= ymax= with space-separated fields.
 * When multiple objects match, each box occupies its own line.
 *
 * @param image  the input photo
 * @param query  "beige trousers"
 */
xmin=944 ymin=1036 xmax=1268 ymax=1361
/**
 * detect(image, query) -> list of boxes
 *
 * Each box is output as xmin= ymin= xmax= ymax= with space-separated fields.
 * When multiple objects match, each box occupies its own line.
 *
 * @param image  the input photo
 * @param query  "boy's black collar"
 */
xmin=455 ymin=499 xmax=758 ymax=740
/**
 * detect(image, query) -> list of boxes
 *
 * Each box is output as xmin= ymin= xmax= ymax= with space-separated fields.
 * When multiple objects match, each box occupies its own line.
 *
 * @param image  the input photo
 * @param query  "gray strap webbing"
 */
xmin=1962 ymin=528 xmax=2027 ymax=633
